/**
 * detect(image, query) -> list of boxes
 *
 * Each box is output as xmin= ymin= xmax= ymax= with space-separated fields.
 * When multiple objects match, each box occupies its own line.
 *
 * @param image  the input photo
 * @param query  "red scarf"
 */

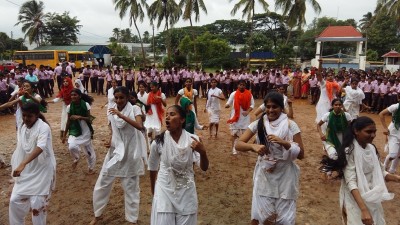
xmin=227 ymin=89 xmax=252 ymax=124
xmin=57 ymin=77 xmax=73 ymax=105
xmin=147 ymin=90 xmax=164 ymax=124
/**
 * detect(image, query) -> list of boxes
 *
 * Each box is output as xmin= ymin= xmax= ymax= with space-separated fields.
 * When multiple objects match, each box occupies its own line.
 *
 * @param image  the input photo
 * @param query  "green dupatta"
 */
xmin=326 ymin=110 xmax=348 ymax=150
xmin=68 ymin=99 xmax=94 ymax=138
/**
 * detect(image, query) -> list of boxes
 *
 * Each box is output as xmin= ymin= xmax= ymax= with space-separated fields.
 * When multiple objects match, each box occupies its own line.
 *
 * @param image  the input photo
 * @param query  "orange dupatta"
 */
xmin=326 ymin=81 xmax=340 ymax=102
xmin=147 ymin=90 xmax=164 ymax=124
xmin=227 ymin=89 xmax=252 ymax=124
xmin=184 ymin=87 xmax=193 ymax=100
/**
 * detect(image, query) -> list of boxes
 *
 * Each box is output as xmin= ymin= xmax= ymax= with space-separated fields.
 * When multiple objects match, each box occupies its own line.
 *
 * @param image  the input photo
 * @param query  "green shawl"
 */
xmin=326 ymin=110 xmax=348 ymax=150
xmin=68 ymin=100 xmax=94 ymax=138
xmin=392 ymin=103 xmax=400 ymax=130
xmin=180 ymin=96 xmax=195 ymax=134
xmin=21 ymin=94 xmax=47 ymax=112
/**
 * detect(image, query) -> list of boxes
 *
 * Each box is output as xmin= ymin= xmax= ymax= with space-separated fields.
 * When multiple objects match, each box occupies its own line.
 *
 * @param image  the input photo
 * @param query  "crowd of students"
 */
xmin=3 ymin=60 xmax=400 ymax=225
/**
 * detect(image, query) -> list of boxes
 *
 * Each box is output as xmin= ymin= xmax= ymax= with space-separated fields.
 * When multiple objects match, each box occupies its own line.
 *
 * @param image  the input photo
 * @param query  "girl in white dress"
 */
xmin=90 ymin=86 xmax=147 ymax=225
xmin=343 ymin=78 xmax=366 ymax=120
xmin=144 ymin=82 xmax=167 ymax=141
xmin=236 ymin=92 xmax=304 ymax=225
xmin=9 ymin=102 xmax=56 ymax=225
xmin=379 ymin=99 xmax=400 ymax=173
xmin=148 ymin=105 xmax=209 ymax=225
xmin=205 ymin=78 xmax=225 ymax=138
xmin=325 ymin=116 xmax=400 ymax=225
xmin=62 ymin=89 xmax=96 ymax=173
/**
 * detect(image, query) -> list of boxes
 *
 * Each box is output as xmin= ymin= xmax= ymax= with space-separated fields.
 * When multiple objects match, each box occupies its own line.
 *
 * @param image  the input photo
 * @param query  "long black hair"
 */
xmin=154 ymin=105 xmax=186 ymax=146
xmin=321 ymin=116 xmax=376 ymax=178
xmin=257 ymin=91 xmax=284 ymax=146
xmin=129 ymin=91 xmax=150 ymax=112
xmin=71 ymin=88 xmax=94 ymax=105
xmin=21 ymin=102 xmax=49 ymax=125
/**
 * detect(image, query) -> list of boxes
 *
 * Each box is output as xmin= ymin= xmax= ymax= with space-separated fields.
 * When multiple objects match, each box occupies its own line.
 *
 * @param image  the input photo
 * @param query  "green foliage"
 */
xmin=15 ymin=0 xmax=46 ymax=46
xmin=203 ymin=19 xmax=250 ymax=45
xmin=108 ymin=42 xmax=130 ymax=56
xmin=0 ymin=32 xmax=27 ymax=60
xmin=44 ymin=12 xmax=81 ymax=45
xmin=253 ymin=12 xmax=288 ymax=48
xmin=174 ymin=54 xmax=187 ymax=66
xmin=367 ymin=12 xmax=399 ymax=58
xmin=273 ymin=44 xmax=294 ymax=65
xmin=366 ymin=49 xmax=379 ymax=61
xmin=202 ymin=56 xmax=240 ymax=69
xmin=111 ymin=56 xmax=135 ymax=67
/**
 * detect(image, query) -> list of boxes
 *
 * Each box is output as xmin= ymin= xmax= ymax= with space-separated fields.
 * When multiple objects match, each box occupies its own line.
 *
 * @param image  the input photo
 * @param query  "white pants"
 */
xmin=384 ymin=133 xmax=400 ymax=173
xmin=151 ymin=195 xmax=197 ymax=225
xmin=93 ymin=173 xmax=140 ymax=223
xmin=9 ymin=193 xmax=49 ymax=225
xmin=68 ymin=142 xmax=96 ymax=170
xmin=251 ymin=195 xmax=296 ymax=225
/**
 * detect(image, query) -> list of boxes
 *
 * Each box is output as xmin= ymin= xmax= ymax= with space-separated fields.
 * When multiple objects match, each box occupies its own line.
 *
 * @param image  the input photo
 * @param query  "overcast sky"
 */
xmin=2 ymin=0 xmax=377 ymax=49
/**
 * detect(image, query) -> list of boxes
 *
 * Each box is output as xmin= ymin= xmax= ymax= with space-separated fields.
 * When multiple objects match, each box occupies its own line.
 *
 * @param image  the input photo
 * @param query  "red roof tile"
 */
xmin=382 ymin=50 xmax=400 ymax=58
xmin=318 ymin=26 xmax=363 ymax=38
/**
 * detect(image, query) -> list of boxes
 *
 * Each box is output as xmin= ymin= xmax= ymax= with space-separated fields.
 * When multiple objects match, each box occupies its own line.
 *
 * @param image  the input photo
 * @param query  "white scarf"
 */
xmin=106 ymin=102 xmax=132 ymax=168
xmin=353 ymin=140 xmax=394 ymax=203
xmin=162 ymin=130 xmax=195 ymax=190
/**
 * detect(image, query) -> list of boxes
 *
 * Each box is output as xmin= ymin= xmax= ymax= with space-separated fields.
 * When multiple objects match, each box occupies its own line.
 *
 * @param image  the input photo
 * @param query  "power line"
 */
xmin=4 ymin=0 xmax=20 ymax=7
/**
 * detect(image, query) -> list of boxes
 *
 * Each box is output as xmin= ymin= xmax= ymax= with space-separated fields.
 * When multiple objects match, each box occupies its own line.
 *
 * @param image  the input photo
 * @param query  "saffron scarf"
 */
xmin=147 ymin=90 xmax=164 ymax=124
xmin=227 ymin=89 xmax=252 ymax=124
xmin=326 ymin=110 xmax=348 ymax=149
xmin=57 ymin=77 xmax=73 ymax=105
xmin=68 ymin=99 xmax=94 ymax=137
xmin=184 ymin=87 xmax=193 ymax=100
xmin=325 ymin=80 xmax=340 ymax=102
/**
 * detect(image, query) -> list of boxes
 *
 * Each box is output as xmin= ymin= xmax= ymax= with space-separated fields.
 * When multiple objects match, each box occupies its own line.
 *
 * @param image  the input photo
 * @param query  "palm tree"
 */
xmin=148 ymin=0 xmax=182 ymax=59
xmin=113 ymin=0 xmax=148 ymax=66
xmin=112 ymin=27 xmax=121 ymax=42
xmin=359 ymin=12 xmax=374 ymax=32
xmin=275 ymin=0 xmax=321 ymax=43
xmin=377 ymin=0 xmax=400 ymax=27
xmin=179 ymin=0 xmax=207 ymax=64
xmin=230 ymin=0 xmax=269 ymax=67
xmin=15 ymin=0 xmax=47 ymax=46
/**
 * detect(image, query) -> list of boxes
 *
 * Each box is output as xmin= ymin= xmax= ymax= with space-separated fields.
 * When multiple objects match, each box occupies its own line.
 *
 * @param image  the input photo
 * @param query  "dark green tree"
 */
xmin=203 ymin=19 xmax=250 ymax=44
xmin=44 ymin=12 xmax=81 ymax=45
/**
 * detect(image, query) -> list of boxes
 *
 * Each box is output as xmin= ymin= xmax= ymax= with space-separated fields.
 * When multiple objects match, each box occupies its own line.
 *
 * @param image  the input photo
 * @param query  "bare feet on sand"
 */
xmin=89 ymin=217 xmax=102 ymax=225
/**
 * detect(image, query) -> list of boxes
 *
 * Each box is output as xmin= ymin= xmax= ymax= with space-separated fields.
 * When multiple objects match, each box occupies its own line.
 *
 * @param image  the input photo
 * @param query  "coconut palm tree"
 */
xmin=359 ymin=12 xmax=374 ymax=32
xmin=148 ymin=0 xmax=182 ymax=59
xmin=15 ymin=0 xmax=47 ymax=46
xmin=113 ymin=0 xmax=148 ymax=66
xmin=112 ymin=27 xmax=121 ymax=42
xmin=230 ymin=0 xmax=269 ymax=67
xmin=179 ymin=0 xmax=207 ymax=64
xmin=275 ymin=0 xmax=321 ymax=43
xmin=377 ymin=0 xmax=400 ymax=27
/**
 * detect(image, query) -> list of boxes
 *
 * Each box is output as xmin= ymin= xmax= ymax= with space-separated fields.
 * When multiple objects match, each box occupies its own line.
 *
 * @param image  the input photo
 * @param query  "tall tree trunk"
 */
xmin=189 ymin=17 xmax=197 ymax=67
xmin=247 ymin=9 xmax=254 ymax=69
xmin=285 ymin=28 xmax=292 ymax=45
xmin=133 ymin=20 xmax=146 ymax=67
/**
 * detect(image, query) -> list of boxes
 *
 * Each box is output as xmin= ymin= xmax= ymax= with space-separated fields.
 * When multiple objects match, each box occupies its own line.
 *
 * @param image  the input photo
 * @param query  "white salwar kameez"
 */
xmin=206 ymin=87 xmax=223 ymax=123
xmin=52 ymin=97 xmax=68 ymax=131
xmin=226 ymin=91 xmax=255 ymax=132
xmin=384 ymin=103 xmax=400 ymax=173
xmin=343 ymin=86 xmax=365 ymax=120
xmin=9 ymin=119 xmax=56 ymax=225
xmin=92 ymin=103 xmax=146 ymax=223
xmin=148 ymin=131 xmax=200 ymax=225
xmin=143 ymin=93 xmax=166 ymax=134
xmin=340 ymin=141 xmax=394 ymax=225
xmin=248 ymin=114 xmax=301 ymax=225
xmin=320 ymin=111 xmax=352 ymax=160
xmin=66 ymin=102 xmax=96 ymax=170
xmin=316 ymin=80 xmax=335 ymax=123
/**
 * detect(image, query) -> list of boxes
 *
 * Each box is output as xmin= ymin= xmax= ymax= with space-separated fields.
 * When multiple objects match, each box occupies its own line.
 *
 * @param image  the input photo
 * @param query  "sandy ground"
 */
xmin=1 ymin=87 xmax=400 ymax=225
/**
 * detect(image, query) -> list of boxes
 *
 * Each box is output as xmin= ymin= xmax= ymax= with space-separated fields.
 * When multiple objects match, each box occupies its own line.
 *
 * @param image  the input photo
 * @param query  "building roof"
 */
xmin=316 ymin=26 xmax=366 ymax=42
xmin=382 ymin=50 xmax=400 ymax=58
xmin=34 ymin=45 xmax=112 ymax=57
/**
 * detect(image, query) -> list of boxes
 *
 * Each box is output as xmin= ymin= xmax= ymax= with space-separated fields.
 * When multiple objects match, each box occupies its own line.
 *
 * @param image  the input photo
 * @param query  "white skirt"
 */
xmin=60 ymin=103 xmax=68 ymax=131
xmin=208 ymin=109 xmax=221 ymax=123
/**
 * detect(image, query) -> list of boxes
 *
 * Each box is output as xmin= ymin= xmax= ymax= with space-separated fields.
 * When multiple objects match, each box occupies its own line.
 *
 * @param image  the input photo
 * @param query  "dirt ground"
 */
xmin=1 ymin=87 xmax=400 ymax=225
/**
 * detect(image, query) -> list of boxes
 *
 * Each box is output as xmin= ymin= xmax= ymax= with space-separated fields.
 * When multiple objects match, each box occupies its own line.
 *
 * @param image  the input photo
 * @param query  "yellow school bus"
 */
xmin=68 ymin=51 xmax=95 ymax=68
xmin=13 ymin=50 xmax=68 ymax=67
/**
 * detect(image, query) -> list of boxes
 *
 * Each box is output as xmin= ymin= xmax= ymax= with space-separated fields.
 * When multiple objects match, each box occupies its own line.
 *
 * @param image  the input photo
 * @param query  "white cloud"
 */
xmin=2 ymin=0 xmax=377 ymax=48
